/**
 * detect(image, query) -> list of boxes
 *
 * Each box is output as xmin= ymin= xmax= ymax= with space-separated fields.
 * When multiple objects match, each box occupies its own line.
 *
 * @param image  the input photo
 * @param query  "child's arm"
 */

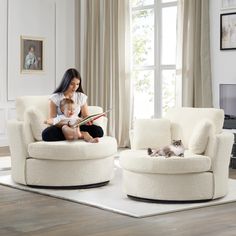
xmin=44 ymin=115 xmax=65 ymax=126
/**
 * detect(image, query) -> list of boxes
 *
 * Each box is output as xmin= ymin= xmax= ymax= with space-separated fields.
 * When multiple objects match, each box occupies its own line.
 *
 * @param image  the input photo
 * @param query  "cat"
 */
xmin=147 ymin=140 xmax=184 ymax=158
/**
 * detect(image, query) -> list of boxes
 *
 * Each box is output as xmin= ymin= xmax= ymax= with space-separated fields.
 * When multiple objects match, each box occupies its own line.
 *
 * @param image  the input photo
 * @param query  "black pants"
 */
xmin=42 ymin=125 xmax=104 ymax=142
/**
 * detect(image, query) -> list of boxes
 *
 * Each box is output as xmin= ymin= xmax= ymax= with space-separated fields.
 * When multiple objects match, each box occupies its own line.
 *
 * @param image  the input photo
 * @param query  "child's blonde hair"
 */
xmin=60 ymin=98 xmax=74 ymax=111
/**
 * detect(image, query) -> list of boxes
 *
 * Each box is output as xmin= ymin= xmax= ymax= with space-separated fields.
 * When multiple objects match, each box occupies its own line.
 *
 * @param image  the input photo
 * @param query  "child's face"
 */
xmin=62 ymin=104 xmax=75 ymax=117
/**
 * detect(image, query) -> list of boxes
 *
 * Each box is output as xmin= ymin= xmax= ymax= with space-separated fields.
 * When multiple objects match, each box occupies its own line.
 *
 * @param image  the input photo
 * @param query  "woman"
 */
xmin=42 ymin=68 xmax=103 ymax=142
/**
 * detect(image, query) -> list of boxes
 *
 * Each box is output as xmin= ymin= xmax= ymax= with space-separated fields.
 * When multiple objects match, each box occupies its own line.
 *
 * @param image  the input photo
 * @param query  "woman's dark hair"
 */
xmin=54 ymin=68 xmax=84 ymax=93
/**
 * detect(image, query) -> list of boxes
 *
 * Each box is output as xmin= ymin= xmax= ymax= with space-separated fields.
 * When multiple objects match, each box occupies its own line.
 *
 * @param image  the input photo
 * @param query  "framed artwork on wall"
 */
xmin=222 ymin=0 xmax=236 ymax=10
xmin=220 ymin=12 xmax=236 ymax=50
xmin=20 ymin=36 xmax=44 ymax=73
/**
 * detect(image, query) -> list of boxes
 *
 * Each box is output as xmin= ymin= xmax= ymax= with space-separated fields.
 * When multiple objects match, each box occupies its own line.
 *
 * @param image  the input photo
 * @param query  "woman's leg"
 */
xmin=80 ymin=125 xmax=104 ymax=138
xmin=42 ymin=125 xmax=103 ymax=142
xmin=62 ymin=125 xmax=98 ymax=142
xmin=42 ymin=126 xmax=65 ymax=141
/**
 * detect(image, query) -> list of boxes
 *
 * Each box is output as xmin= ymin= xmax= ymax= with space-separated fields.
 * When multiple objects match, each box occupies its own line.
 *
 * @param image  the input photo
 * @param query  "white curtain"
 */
xmin=176 ymin=0 xmax=213 ymax=107
xmin=77 ymin=0 xmax=131 ymax=147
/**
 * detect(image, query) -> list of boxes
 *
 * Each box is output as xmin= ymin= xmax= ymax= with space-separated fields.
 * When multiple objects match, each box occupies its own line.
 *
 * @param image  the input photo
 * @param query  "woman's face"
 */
xmin=67 ymin=77 xmax=80 ymax=93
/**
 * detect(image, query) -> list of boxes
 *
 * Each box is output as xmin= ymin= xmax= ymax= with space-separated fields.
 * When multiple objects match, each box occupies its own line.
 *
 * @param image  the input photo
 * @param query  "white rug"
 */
xmin=1 ymin=160 xmax=236 ymax=218
xmin=0 ymin=156 xmax=11 ymax=171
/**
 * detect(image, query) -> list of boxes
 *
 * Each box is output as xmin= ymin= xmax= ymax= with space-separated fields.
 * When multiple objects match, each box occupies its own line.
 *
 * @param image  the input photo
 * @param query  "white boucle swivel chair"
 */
xmin=120 ymin=108 xmax=234 ymax=201
xmin=7 ymin=96 xmax=117 ymax=187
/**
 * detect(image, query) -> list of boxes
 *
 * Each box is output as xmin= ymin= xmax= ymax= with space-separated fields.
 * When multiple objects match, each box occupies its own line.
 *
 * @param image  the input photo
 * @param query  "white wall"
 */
xmin=210 ymin=0 xmax=236 ymax=108
xmin=2 ymin=0 xmax=233 ymax=146
xmin=0 ymin=0 xmax=76 ymax=146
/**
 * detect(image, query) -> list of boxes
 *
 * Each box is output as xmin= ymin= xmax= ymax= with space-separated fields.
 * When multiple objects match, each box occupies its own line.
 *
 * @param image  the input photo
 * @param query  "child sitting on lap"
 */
xmin=45 ymin=98 xmax=96 ymax=141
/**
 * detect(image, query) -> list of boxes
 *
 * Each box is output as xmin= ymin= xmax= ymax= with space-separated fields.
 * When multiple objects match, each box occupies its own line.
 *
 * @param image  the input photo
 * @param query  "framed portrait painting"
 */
xmin=20 ymin=36 xmax=44 ymax=73
xmin=220 ymin=13 xmax=236 ymax=50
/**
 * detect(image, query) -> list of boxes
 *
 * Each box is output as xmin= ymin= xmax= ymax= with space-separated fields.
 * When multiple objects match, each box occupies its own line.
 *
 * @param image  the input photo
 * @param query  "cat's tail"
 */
xmin=147 ymin=148 xmax=153 ymax=156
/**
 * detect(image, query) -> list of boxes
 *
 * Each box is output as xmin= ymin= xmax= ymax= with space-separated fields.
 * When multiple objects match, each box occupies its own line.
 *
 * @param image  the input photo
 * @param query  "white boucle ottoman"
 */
xmin=120 ymin=150 xmax=214 ymax=201
xmin=21 ymin=136 xmax=117 ymax=187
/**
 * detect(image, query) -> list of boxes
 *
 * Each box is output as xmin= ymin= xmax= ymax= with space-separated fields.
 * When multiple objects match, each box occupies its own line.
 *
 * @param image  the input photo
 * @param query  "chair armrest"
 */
xmin=101 ymin=116 xmax=108 ymax=136
xmin=129 ymin=129 xmax=134 ymax=149
xmin=7 ymin=120 xmax=29 ymax=184
xmin=211 ymin=132 xmax=234 ymax=198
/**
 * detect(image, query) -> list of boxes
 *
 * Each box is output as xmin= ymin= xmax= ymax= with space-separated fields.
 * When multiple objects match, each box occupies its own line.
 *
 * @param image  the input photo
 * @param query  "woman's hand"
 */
xmin=86 ymin=120 xmax=93 ymax=126
xmin=44 ymin=118 xmax=53 ymax=125
xmin=55 ymin=119 xmax=69 ymax=128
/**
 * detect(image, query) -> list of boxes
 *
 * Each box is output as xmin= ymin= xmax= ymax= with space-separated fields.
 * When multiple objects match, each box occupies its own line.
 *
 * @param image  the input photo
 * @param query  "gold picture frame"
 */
xmin=20 ymin=36 xmax=44 ymax=74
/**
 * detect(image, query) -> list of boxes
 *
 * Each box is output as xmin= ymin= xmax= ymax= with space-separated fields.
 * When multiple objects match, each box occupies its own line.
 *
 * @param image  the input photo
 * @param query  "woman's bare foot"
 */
xmin=89 ymin=137 xmax=99 ymax=143
xmin=82 ymin=132 xmax=99 ymax=143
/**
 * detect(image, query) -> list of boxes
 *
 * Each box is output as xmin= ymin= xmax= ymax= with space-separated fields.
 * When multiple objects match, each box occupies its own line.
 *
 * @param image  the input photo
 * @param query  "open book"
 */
xmin=71 ymin=110 xmax=111 ymax=128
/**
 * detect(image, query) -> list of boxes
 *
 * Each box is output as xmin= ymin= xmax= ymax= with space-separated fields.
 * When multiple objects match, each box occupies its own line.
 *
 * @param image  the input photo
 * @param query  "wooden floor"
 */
xmin=1 ymin=147 xmax=236 ymax=236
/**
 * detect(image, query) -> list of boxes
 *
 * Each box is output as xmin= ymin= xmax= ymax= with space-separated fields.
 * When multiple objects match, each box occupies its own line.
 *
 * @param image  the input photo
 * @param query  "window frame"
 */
xmin=131 ymin=0 xmax=177 ymax=118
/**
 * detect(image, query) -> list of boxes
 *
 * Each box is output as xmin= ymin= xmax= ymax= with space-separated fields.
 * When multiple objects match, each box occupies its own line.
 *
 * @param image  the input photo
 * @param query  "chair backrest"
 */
xmin=16 ymin=96 xmax=103 ymax=121
xmin=16 ymin=95 xmax=50 ymax=121
xmin=165 ymin=107 xmax=224 ymax=148
xmin=14 ymin=96 xmax=106 ymax=142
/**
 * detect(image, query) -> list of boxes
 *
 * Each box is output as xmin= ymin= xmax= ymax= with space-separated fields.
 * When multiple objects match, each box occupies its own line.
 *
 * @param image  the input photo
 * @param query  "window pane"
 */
xmin=132 ymin=0 xmax=154 ymax=8
xmin=161 ymin=6 xmax=177 ymax=65
xmin=133 ymin=70 xmax=154 ymax=119
xmin=132 ymin=9 xmax=154 ymax=66
xmin=162 ymin=70 xmax=176 ymax=115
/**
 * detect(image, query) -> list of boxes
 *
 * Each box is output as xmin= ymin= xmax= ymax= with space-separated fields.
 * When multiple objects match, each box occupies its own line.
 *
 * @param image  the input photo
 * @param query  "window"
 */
xmin=131 ymin=0 xmax=177 ymax=119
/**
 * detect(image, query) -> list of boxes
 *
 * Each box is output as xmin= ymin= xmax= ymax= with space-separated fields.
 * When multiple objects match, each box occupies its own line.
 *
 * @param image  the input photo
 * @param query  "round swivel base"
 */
xmin=28 ymin=181 xmax=110 ymax=189
xmin=127 ymin=194 xmax=212 ymax=204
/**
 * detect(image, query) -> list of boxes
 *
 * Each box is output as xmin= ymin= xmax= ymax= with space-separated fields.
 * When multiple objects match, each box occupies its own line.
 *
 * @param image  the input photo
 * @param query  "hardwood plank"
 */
xmin=1 ymin=147 xmax=236 ymax=235
xmin=1 ymin=183 xmax=236 ymax=236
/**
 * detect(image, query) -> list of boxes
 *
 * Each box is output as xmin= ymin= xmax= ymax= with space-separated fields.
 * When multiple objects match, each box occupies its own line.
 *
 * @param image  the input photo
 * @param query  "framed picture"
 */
xmin=220 ymin=13 xmax=236 ymax=50
xmin=222 ymin=0 xmax=236 ymax=10
xmin=20 ymin=36 xmax=44 ymax=73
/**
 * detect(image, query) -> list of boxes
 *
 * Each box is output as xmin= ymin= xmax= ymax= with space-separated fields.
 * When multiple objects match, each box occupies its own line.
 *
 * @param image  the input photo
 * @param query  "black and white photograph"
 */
xmin=220 ymin=12 xmax=236 ymax=49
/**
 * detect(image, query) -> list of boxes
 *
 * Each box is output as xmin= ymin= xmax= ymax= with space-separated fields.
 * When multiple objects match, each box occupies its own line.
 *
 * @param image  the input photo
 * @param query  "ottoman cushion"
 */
xmin=120 ymin=150 xmax=211 ymax=174
xmin=28 ymin=136 xmax=117 ymax=161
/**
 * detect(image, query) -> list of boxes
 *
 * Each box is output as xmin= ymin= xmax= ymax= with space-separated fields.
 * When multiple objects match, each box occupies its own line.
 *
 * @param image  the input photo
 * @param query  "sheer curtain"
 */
xmin=76 ymin=0 xmax=131 ymax=147
xmin=176 ymin=0 xmax=213 ymax=107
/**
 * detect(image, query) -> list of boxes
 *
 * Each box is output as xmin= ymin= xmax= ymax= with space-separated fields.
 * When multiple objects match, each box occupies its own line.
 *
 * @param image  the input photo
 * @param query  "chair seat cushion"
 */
xmin=28 ymin=136 xmax=117 ymax=161
xmin=120 ymin=150 xmax=211 ymax=174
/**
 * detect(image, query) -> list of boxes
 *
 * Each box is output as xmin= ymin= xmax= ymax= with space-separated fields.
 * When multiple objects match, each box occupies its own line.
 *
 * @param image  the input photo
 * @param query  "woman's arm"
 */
xmin=80 ymin=103 xmax=93 ymax=125
xmin=80 ymin=103 xmax=90 ymax=118
xmin=48 ymin=100 xmax=66 ymax=127
xmin=49 ymin=100 xmax=57 ymax=118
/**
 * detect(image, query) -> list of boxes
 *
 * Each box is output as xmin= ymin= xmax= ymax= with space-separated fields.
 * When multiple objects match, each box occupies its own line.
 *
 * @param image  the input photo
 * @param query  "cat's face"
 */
xmin=172 ymin=140 xmax=182 ymax=146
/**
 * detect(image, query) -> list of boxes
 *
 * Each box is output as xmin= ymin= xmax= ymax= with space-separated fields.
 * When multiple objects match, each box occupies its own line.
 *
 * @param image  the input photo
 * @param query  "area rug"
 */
xmin=1 ymin=160 xmax=236 ymax=218
xmin=0 ymin=156 xmax=11 ymax=171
